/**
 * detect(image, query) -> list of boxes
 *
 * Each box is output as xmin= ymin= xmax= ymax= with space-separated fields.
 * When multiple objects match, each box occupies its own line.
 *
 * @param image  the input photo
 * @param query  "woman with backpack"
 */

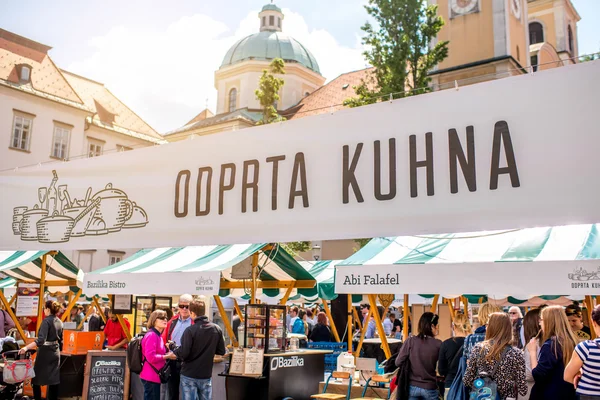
xmin=521 ymin=307 xmax=544 ymax=400
xmin=564 ymin=304 xmax=600 ymax=399
xmin=140 ymin=310 xmax=172 ymax=400
xmin=438 ymin=313 xmax=471 ymax=399
xmin=395 ymin=312 xmax=442 ymax=400
xmin=529 ymin=305 xmax=577 ymax=400
xmin=463 ymin=312 xmax=527 ymax=399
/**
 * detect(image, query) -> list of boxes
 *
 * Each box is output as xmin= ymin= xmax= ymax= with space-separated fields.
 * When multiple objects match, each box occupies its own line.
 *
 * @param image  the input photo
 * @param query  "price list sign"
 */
xmin=83 ymin=351 xmax=130 ymax=400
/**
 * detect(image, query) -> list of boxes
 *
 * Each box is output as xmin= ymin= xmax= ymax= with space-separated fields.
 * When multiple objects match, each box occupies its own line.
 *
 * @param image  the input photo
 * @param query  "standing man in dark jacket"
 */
xmin=169 ymin=300 xmax=225 ymax=400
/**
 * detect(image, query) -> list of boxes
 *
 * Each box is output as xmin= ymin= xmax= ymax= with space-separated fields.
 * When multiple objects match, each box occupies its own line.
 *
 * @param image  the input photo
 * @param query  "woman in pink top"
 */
xmin=141 ymin=310 xmax=172 ymax=400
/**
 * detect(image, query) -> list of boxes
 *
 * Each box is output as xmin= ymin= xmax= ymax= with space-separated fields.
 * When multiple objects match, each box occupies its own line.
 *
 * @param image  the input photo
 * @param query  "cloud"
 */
xmin=67 ymin=9 xmax=365 ymax=134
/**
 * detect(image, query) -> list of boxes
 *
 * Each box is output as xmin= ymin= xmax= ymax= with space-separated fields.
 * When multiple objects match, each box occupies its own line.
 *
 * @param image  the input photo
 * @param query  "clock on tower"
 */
xmin=450 ymin=0 xmax=479 ymax=19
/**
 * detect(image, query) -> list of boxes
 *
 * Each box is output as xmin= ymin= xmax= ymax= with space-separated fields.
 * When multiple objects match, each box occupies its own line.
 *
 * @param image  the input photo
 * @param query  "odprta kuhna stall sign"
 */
xmin=1 ymin=62 xmax=599 ymax=250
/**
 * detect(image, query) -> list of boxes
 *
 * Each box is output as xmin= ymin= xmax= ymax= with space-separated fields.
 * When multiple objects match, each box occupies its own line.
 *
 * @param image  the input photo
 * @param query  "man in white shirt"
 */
xmin=288 ymin=306 xmax=299 ymax=332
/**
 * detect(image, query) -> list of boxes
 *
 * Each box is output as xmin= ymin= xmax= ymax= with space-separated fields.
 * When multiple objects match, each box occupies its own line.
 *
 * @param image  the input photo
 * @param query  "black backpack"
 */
xmin=127 ymin=335 xmax=144 ymax=374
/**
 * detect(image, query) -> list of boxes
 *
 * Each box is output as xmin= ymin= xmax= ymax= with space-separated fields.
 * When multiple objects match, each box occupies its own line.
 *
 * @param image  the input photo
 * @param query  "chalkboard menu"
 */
xmin=83 ymin=350 xmax=130 ymax=400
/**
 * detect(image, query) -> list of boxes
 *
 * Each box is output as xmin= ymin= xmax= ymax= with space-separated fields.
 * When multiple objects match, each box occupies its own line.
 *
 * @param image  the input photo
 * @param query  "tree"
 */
xmin=580 ymin=52 xmax=599 ymax=62
xmin=344 ymin=0 xmax=448 ymax=107
xmin=255 ymin=58 xmax=286 ymax=124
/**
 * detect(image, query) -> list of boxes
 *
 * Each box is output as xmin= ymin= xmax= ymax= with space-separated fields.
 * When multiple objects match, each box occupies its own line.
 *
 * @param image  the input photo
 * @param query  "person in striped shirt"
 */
xmin=565 ymin=304 xmax=600 ymax=399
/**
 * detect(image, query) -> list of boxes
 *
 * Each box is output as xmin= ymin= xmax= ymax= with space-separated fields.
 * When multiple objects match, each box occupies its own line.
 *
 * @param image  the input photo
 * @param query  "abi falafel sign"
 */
xmin=1 ymin=62 xmax=600 ymax=250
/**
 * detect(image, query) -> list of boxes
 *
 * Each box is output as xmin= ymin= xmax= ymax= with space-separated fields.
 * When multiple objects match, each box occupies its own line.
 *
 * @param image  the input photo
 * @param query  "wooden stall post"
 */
xmin=353 ymin=308 xmax=363 ymax=331
xmin=321 ymin=298 xmax=340 ymax=342
xmin=403 ymin=294 xmax=409 ymax=341
xmin=232 ymin=299 xmax=244 ymax=324
xmin=251 ymin=253 xmax=259 ymax=304
xmin=347 ymin=294 xmax=353 ymax=352
xmin=354 ymin=307 xmax=372 ymax=358
xmin=446 ymin=298 xmax=456 ymax=320
xmin=431 ymin=294 xmax=440 ymax=314
xmin=0 ymin=290 xmax=27 ymax=342
xmin=92 ymin=296 xmax=107 ymax=323
xmin=62 ymin=289 xmax=82 ymax=322
xmin=462 ymin=296 xmax=469 ymax=314
xmin=36 ymin=254 xmax=48 ymax=334
xmin=368 ymin=294 xmax=391 ymax=359
xmin=116 ymin=314 xmax=132 ymax=342
xmin=8 ymin=294 xmax=17 ymax=307
xmin=585 ymin=296 xmax=596 ymax=339
xmin=279 ymin=286 xmax=294 ymax=306
xmin=214 ymin=296 xmax=238 ymax=347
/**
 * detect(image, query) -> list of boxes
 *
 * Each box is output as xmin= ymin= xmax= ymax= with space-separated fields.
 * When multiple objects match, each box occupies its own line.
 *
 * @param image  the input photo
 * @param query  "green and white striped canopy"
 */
xmin=91 ymin=244 xmax=315 ymax=298
xmin=0 ymin=251 xmax=82 ymax=293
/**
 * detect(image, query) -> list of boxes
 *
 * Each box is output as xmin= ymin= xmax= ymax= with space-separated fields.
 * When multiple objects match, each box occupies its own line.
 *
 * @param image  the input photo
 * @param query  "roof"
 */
xmin=89 ymin=244 xmax=315 ymax=298
xmin=221 ymin=31 xmax=321 ymax=74
xmin=262 ymin=3 xmax=282 ymax=13
xmin=61 ymin=70 xmax=165 ymax=144
xmin=0 ymin=29 xmax=87 ymax=109
xmin=186 ymin=109 xmax=215 ymax=126
xmin=164 ymin=108 xmax=262 ymax=137
xmin=282 ymin=68 xmax=373 ymax=120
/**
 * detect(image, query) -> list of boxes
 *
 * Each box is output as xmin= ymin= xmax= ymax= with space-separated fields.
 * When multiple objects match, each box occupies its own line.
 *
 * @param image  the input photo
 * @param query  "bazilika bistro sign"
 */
xmin=1 ymin=61 xmax=599 ymax=250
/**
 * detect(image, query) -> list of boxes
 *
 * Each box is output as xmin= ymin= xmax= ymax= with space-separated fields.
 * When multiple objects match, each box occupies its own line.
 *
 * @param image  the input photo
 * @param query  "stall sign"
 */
xmin=82 ymin=350 xmax=130 ymax=400
xmin=83 ymin=271 xmax=221 ymax=296
xmin=15 ymin=282 xmax=40 ymax=317
xmin=1 ymin=62 xmax=599 ymax=250
xmin=335 ymin=260 xmax=600 ymax=297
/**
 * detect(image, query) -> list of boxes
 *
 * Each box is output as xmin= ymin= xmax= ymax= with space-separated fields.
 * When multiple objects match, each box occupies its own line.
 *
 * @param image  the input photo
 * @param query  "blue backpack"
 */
xmin=468 ymin=347 xmax=509 ymax=400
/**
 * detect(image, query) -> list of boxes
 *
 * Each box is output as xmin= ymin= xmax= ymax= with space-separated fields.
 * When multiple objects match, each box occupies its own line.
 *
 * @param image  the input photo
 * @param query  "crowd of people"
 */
xmin=393 ymin=301 xmax=600 ymax=400
xmin=286 ymin=305 xmax=336 ymax=342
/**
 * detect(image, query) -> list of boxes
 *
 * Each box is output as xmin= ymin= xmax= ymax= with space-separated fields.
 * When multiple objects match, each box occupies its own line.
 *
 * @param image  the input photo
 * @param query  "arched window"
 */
xmin=228 ymin=88 xmax=237 ymax=112
xmin=269 ymin=16 xmax=274 ymax=26
xmin=529 ymin=22 xmax=544 ymax=45
xmin=568 ymin=25 xmax=574 ymax=54
xmin=516 ymin=45 xmax=520 ymax=62
xmin=262 ymin=16 xmax=266 ymax=27
xmin=278 ymin=18 xmax=281 ymax=28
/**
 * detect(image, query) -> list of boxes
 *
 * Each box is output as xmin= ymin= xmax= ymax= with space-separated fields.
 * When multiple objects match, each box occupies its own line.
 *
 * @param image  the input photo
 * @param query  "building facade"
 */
xmin=0 ymin=29 xmax=165 ymax=271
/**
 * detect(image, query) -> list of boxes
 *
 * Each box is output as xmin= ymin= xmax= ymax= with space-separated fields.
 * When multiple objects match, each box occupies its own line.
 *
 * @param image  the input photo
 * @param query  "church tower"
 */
xmin=429 ymin=0 xmax=530 ymax=89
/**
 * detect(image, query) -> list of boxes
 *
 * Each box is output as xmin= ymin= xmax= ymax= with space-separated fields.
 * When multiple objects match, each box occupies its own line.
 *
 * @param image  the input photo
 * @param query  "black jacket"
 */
xmin=309 ymin=324 xmax=332 ymax=342
xmin=174 ymin=316 xmax=226 ymax=379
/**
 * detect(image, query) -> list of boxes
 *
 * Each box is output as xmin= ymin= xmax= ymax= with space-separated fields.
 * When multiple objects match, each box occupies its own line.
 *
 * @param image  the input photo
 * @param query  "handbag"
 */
xmin=145 ymin=356 xmax=171 ymax=384
xmin=2 ymin=355 xmax=35 ymax=384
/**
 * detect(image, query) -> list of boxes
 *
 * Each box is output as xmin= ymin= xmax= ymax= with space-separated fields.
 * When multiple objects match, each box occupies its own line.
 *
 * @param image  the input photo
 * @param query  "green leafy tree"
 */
xmin=580 ymin=52 xmax=599 ymax=62
xmin=345 ymin=0 xmax=449 ymax=107
xmin=255 ymin=58 xmax=286 ymax=124
xmin=353 ymin=238 xmax=372 ymax=252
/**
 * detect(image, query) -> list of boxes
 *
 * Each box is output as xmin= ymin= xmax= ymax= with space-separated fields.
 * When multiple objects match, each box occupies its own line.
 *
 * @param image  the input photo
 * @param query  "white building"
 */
xmin=0 ymin=28 xmax=165 ymax=271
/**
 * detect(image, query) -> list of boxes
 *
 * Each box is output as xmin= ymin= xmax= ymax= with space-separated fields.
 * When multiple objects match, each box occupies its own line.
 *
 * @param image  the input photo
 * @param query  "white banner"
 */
xmin=83 ymin=271 xmax=221 ymax=296
xmin=334 ymin=260 xmax=600 ymax=297
xmin=1 ymin=61 xmax=599 ymax=250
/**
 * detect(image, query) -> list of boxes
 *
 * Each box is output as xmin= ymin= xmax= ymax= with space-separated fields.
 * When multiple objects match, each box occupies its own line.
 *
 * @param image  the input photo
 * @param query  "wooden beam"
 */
xmin=0 ymin=291 xmax=27 ymax=343
xmin=403 ymin=294 xmax=409 ymax=341
xmin=321 ymin=298 xmax=340 ymax=342
xmin=92 ymin=296 xmax=107 ymax=323
xmin=462 ymin=296 xmax=469 ymax=314
xmin=77 ymin=303 xmax=96 ymax=330
xmin=116 ymin=314 xmax=132 ymax=342
xmin=431 ymin=294 xmax=440 ymax=314
xmin=251 ymin=253 xmax=258 ymax=304
xmin=279 ymin=286 xmax=294 ymax=305
xmin=8 ymin=294 xmax=17 ymax=307
xmin=44 ymin=280 xmax=78 ymax=287
xmin=232 ymin=298 xmax=244 ymax=324
xmin=61 ymin=289 xmax=82 ymax=322
xmin=368 ymin=294 xmax=391 ymax=359
xmin=36 ymin=254 xmax=47 ymax=335
xmin=347 ymin=294 xmax=353 ymax=352
xmin=585 ymin=296 xmax=596 ymax=339
xmin=354 ymin=307 xmax=371 ymax=358
xmin=219 ymin=279 xmax=316 ymax=289
xmin=214 ymin=295 xmax=238 ymax=347
xmin=446 ymin=298 xmax=456 ymax=320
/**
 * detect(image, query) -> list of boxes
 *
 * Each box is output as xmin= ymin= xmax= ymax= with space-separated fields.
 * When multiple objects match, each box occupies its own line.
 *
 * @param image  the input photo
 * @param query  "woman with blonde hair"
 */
xmin=463 ymin=312 xmax=527 ymax=399
xmin=463 ymin=303 xmax=502 ymax=359
xmin=529 ymin=305 xmax=577 ymax=400
xmin=439 ymin=313 xmax=472 ymax=398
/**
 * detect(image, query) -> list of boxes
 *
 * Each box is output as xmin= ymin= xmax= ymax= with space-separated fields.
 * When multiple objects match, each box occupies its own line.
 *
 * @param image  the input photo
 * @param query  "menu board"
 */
xmin=244 ymin=348 xmax=264 ymax=376
xmin=15 ymin=282 xmax=40 ymax=317
xmin=229 ymin=348 xmax=246 ymax=375
xmin=82 ymin=351 xmax=130 ymax=400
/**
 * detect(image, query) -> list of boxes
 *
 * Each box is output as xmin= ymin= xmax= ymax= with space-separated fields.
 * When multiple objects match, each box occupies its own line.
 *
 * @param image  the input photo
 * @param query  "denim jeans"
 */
xmin=141 ymin=379 xmax=161 ymax=400
xmin=409 ymin=385 xmax=439 ymax=400
xmin=180 ymin=375 xmax=212 ymax=400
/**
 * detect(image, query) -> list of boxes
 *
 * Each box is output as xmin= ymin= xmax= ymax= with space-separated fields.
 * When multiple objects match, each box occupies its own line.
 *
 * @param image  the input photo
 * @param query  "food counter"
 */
xmin=222 ymin=349 xmax=331 ymax=400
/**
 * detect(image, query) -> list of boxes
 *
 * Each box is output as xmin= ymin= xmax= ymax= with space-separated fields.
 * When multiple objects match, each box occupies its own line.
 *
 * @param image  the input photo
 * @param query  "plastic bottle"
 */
xmin=337 ymin=351 xmax=355 ymax=372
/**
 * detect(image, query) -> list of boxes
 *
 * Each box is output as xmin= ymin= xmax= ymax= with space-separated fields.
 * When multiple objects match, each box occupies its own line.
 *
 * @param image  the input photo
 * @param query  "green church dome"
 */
xmin=261 ymin=4 xmax=282 ymax=12
xmin=220 ymin=31 xmax=321 ymax=75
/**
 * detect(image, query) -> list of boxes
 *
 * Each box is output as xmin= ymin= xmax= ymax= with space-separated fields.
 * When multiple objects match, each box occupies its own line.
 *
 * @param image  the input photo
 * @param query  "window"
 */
xmin=262 ymin=16 xmax=266 ymax=27
xmin=531 ymin=55 xmax=538 ymax=72
xmin=109 ymin=255 xmax=122 ymax=265
xmin=108 ymin=251 xmax=125 ymax=266
xmin=117 ymin=145 xmax=132 ymax=152
xmin=228 ymin=88 xmax=237 ymax=112
xmin=529 ymin=22 xmax=544 ymax=45
xmin=278 ymin=18 xmax=281 ymax=28
xmin=269 ymin=15 xmax=274 ymax=26
xmin=10 ymin=113 xmax=33 ymax=151
xmin=51 ymin=125 xmax=70 ymax=159
xmin=88 ymin=139 xmax=103 ymax=158
xmin=20 ymin=65 xmax=31 ymax=83
xmin=516 ymin=45 xmax=520 ymax=62
xmin=568 ymin=25 xmax=574 ymax=54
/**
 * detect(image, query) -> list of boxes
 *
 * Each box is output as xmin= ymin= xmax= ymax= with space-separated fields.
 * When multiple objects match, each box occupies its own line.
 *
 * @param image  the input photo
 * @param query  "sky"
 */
xmin=1 ymin=0 xmax=598 ymax=134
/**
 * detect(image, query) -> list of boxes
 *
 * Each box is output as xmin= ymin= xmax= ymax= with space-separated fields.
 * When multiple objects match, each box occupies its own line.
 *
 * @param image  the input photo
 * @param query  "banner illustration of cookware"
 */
xmin=12 ymin=170 xmax=149 ymax=243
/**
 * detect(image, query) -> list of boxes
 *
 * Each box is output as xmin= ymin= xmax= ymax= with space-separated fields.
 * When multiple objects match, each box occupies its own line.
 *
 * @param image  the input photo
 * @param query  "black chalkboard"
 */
xmin=83 ymin=350 xmax=130 ymax=400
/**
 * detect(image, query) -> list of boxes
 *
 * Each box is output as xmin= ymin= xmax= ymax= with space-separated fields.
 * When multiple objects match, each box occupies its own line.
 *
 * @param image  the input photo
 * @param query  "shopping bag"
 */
xmin=3 ymin=358 xmax=35 ymax=384
xmin=446 ymin=356 xmax=468 ymax=400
